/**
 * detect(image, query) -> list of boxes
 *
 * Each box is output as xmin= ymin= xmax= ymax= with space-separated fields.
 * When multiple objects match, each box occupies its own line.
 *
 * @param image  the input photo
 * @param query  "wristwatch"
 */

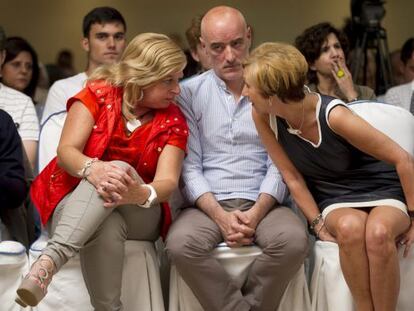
xmin=138 ymin=184 xmax=158 ymax=208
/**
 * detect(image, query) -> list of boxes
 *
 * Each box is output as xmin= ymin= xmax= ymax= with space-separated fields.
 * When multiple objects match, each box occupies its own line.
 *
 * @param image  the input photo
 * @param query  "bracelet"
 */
xmin=310 ymin=213 xmax=323 ymax=232
xmin=78 ymin=157 xmax=99 ymax=179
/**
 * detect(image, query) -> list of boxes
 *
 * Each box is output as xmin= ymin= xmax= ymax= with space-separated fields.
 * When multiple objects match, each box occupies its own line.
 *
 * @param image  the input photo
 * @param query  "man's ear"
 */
xmin=81 ymin=37 xmax=90 ymax=52
xmin=199 ymin=37 xmax=206 ymax=49
xmin=246 ymin=25 xmax=252 ymax=48
xmin=190 ymin=49 xmax=200 ymax=62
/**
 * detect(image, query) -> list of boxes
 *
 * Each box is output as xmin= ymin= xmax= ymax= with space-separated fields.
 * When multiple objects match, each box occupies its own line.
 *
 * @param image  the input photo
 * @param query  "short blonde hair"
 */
xmin=89 ymin=32 xmax=187 ymax=120
xmin=244 ymin=42 xmax=308 ymax=102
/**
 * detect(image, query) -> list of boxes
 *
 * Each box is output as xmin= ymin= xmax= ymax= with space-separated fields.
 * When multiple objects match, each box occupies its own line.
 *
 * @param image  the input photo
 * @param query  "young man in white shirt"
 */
xmin=39 ymin=7 xmax=127 ymax=170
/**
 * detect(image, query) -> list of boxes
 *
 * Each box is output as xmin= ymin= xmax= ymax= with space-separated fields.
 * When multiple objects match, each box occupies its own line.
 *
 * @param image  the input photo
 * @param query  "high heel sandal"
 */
xmin=15 ymin=255 xmax=56 ymax=307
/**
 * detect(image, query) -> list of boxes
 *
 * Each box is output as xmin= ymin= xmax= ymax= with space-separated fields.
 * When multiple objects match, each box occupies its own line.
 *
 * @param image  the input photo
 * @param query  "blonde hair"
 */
xmin=244 ymin=42 xmax=308 ymax=102
xmin=89 ymin=32 xmax=187 ymax=120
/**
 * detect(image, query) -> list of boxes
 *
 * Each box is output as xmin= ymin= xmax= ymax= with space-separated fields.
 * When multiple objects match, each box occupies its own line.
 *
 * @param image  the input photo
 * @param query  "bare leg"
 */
xmin=325 ymin=208 xmax=373 ymax=311
xmin=365 ymin=206 xmax=410 ymax=311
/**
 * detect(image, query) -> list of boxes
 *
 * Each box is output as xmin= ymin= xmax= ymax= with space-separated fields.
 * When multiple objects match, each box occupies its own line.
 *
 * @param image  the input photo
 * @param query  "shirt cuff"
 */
xmin=182 ymin=176 xmax=212 ymax=204
xmin=259 ymin=176 xmax=287 ymax=204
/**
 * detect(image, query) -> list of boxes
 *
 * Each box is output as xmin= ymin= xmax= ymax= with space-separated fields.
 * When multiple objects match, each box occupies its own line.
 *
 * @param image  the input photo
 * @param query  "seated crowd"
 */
xmin=0 ymin=5 xmax=413 ymax=311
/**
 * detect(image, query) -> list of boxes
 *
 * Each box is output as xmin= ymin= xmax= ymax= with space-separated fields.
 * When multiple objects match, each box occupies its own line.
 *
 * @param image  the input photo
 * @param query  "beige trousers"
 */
xmin=166 ymin=199 xmax=309 ymax=311
xmin=43 ymin=161 xmax=161 ymax=311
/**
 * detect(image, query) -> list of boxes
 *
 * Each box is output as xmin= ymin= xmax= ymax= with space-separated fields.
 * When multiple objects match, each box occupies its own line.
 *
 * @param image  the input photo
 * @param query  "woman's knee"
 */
xmin=365 ymin=222 xmax=395 ymax=256
xmin=332 ymin=213 xmax=366 ymax=246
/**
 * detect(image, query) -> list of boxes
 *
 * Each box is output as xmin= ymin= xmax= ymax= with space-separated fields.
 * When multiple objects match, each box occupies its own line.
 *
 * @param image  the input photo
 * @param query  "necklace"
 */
xmin=126 ymin=118 xmax=142 ymax=132
xmin=287 ymin=99 xmax=305 ymax=135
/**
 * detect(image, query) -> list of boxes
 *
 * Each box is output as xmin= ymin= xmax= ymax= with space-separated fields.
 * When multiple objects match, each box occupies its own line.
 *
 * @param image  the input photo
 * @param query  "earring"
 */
xmin=138 ymin=90 xmax=144 ymax=101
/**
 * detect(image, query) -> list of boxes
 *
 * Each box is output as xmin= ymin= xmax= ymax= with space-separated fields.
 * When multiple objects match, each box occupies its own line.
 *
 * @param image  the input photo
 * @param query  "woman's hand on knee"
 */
xmin=398 ymin=222 xmax=414 ymax=258
xmin=87 ymin=161 xmax=134 ymax=190
xmin=315 ymin=222 xmax=337 ymax=243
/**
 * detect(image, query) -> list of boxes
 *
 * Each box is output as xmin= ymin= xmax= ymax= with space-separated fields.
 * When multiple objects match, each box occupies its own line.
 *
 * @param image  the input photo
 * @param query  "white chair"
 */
xmin=30 ymin=236 xmax=164 ymax=311
xmin=310 ymin=102 xmax=414 ymax=311
xmin=169 ymin=243 xmax=311 ymax=311
xmin=0 ymin=241 xmax=29 ymax=311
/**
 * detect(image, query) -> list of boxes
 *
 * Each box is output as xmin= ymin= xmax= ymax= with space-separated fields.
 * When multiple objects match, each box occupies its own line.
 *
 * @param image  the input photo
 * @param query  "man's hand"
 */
xmin=215 ymin=209 xmax=255 ymax=247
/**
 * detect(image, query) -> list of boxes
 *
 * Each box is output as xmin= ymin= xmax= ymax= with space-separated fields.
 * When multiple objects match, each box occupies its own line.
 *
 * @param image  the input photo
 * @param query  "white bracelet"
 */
xmin=78 ymin=157 xmax=99 ymax=179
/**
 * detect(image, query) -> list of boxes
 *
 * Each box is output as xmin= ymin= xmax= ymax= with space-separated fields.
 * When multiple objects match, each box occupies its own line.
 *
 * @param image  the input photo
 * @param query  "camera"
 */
xmin=351 ymin=0 xmax=386 ymax=30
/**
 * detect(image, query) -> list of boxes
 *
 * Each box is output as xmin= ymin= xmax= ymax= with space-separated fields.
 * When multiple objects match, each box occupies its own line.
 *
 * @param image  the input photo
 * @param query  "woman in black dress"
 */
xmin=242 ymin=42 xmax=414 ymax=311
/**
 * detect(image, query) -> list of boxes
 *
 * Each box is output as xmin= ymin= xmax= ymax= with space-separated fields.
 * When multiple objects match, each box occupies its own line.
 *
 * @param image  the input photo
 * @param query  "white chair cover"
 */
xmin=0 ymin=241 xmax=29 ymax=311
xmin=311 ymin=241 xmax=414 ymax=311
xmin=30 ymin=236 xmax=164 ymax=311
xmin=169 ymin=243 xmax=310 ymax=311
xmin=310 ymin=241 xmax=355 ymax=311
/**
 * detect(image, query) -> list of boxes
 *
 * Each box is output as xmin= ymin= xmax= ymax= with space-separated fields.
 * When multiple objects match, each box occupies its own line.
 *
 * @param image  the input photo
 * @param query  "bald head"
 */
xmin=201 ymin=6 xmax=247 ymax=40
xmin=200 ymin=6 xmax=251 ymax=84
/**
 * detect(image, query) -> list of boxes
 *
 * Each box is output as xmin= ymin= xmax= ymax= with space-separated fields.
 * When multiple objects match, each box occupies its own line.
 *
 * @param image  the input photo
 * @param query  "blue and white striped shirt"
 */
xmin=177 ymin=70 xmax=287 ymax=205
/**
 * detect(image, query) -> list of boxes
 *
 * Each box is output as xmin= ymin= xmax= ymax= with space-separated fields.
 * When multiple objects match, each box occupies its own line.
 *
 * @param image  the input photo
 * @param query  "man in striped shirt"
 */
xmin=166 ymin=6 xmax=308 ymax=311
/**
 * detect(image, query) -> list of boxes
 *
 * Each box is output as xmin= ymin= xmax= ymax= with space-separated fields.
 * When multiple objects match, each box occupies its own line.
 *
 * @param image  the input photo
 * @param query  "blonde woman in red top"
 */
xmin=16 ymin=33 xmax=188 ymax=310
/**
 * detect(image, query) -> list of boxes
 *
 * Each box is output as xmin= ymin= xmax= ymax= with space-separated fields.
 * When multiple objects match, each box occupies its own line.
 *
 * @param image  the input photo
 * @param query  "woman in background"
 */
xmin=295 ymin=22 xmax=375 ymax=103
xmin=1 ymin=37 xmax=39 ymax=100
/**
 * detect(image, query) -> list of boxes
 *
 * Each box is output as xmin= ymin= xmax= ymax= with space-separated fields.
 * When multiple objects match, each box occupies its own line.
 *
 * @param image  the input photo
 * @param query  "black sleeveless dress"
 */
xmin=276 ymin=95 xmax=406 ymax=214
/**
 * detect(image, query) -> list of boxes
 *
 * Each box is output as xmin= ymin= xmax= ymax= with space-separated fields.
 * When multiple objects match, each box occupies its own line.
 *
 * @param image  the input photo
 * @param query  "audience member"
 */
xmin=0 ymin=32 xmax=39 ymax=171
xmin=295 ymin=22 xmax=375 ymax=102
xmin=16 ymin=33 xmax=188 ymax=309
xmin=0 ymin=109 xmax=27 ymax=228
xmin=385 ymin=38 xmax=414 ymax=113
xmin=244 ymin=41 xmax=414 ymax=311
xmin=39 ymin=6 xmax=127 ymax=170
xmin=1 ymin=37 xmax=39 ymax=100
xmin=184 ymin=14 xmax=211 ymax=75
xmin=166 ymin=6 xmax=308 ymax=311
xmin=389 ymin=49 xmax=406 ymax=86
xmin=0 ymin=26 xmax=37 ymax=248
xmin=46 ymin=49 xmax=76 ymax=86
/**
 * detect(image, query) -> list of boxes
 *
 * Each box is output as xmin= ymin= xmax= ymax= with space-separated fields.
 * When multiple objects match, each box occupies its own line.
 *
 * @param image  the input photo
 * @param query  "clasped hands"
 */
xmin=216 ymin=208 xmax=260 ymax=248
xmin=86 ymin=161 xmax=148 ymax=208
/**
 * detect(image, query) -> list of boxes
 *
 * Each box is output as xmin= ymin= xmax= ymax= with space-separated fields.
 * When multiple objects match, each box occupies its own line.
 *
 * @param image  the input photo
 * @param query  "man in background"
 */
xmin=385 ymin=38 xmax=414 ymax=113
xmin=39 ymin=6 xmax=127 ymax=170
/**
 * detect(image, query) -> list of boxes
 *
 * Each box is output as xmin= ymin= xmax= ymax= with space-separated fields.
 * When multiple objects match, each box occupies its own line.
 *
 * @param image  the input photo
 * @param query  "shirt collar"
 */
xmin=210 ymin=70 xmax=249 ymax=103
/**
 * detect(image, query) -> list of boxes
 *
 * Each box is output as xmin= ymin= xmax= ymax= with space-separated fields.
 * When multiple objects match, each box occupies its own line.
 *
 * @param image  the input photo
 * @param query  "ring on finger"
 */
xmin=336 ymin=68 xmax=345 ymax=78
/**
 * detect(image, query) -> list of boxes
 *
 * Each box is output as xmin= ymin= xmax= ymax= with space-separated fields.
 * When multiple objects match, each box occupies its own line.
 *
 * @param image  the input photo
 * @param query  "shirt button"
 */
xmin=100 ymin=98 xmax=105 ymax=103
xmin=160 ymin=125 xmax=165 ymax=128
xmin=143 ymin=162 xmax=148 ymax=166
xmin=96 ymin=89 xmax=102 ymax=94
xmin=183 ymin=130 xmax=188 ymax=134
xmin=166 ymin=120 xmax=170 ymax=123
xmin=107 ymin=104 xmax=111 ymax=109
xmin=93 ymin=125 xmax=97 ymax=129
xmin=157 ymin=147 xmax=162 ymax=152
xmin=174 ymin=117 xmax=178 ymax=121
